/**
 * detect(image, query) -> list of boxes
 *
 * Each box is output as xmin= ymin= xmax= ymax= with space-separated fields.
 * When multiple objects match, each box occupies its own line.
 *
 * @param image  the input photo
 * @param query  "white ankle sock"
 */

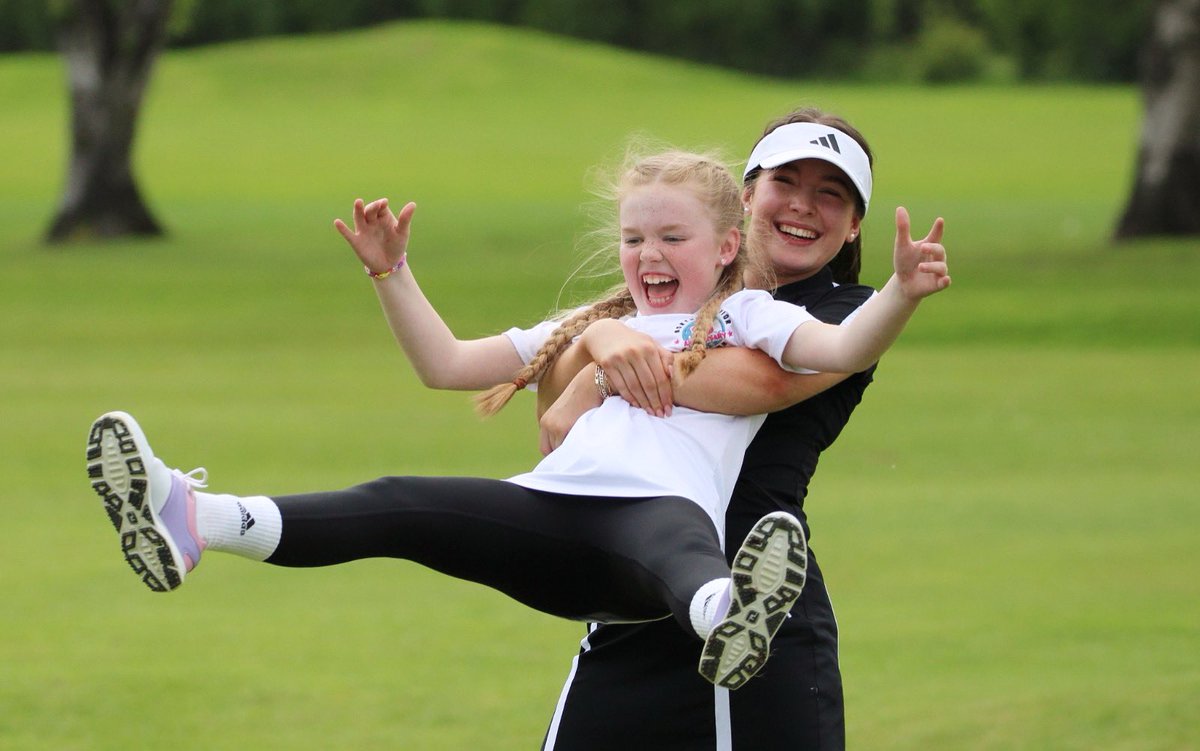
xmin=689 ymin=577 xmax=732 ymax=639
xmin=194 ymin=492 xmax=282 ymax=561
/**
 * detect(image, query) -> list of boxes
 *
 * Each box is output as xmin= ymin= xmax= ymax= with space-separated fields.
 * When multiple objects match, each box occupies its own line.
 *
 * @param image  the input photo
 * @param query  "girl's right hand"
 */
xmin=334 ymin=198 xmax=416 ymax=275
xmin=581 ymin=319 xmax=675 ymax=417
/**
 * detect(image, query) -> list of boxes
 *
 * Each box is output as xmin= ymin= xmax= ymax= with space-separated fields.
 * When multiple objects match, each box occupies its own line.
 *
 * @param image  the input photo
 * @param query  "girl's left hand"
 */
xmin=334 ymin=198 xmax=416 ymax=275
xmin=893 ymin=206 xmax=951 ymax=300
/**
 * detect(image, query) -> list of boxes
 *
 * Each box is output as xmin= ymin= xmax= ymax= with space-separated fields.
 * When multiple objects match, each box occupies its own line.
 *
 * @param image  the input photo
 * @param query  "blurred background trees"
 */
xmin=45 ymin=0 xmax=173 ymax=243
xmin=1116 ymin=0 xmax=1200 ymax=238
xmin=7 ymin=0 xmax=1191 ymax=242
xmin=3 ymin=0 xmax=1156 ymax=83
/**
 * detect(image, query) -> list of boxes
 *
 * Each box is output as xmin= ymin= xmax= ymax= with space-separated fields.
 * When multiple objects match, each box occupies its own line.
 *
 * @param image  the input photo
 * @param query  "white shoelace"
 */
xmin=172 ymin=467 xmax=209 ymax=489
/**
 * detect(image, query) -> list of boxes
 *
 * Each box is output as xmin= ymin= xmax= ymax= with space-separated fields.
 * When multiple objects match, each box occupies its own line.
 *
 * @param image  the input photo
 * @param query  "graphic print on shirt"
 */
xmin=673 ymin=310 xmax=734 ymax=351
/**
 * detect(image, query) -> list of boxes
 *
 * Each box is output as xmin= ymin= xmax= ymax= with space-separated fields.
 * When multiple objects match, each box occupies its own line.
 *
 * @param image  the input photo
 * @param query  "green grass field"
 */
xmin=1 ymin=20 xmax=1197 ymax=750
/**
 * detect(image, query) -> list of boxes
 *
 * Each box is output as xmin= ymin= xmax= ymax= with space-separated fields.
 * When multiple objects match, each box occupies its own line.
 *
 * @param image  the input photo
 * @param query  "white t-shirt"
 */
xmin=502 ymin=289 xmax=818 ymax=542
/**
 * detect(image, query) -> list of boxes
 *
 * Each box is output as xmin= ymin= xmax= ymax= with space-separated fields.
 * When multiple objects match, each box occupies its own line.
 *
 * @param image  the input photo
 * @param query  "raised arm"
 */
xmin=334 ymin=198 xmax=525 ymax=390
xmin=782 ymin=207 xmax=950 ymax=373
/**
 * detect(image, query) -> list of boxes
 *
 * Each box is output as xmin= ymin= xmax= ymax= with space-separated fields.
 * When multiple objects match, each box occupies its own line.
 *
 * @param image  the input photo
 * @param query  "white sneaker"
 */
xmin=698 ymin=511 xmax=808 ymax=689
xmin=86 ymin=412 xmax=207 ymax=592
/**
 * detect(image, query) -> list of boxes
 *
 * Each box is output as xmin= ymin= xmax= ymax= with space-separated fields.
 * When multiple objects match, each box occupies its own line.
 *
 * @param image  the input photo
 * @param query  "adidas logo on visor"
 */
xmin=742 ymin=121 xmax=872 ymax=215
xmin=810 ymin=133 xmax=841 ymax=153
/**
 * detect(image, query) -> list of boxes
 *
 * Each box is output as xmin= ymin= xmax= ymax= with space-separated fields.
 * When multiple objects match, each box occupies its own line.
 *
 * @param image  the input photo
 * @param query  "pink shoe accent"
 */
xmin=158 ymin=471 xmax=206 ymax=573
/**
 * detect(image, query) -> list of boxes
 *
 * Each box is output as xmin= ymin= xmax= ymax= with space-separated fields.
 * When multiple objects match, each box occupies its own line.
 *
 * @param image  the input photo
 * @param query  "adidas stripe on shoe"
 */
xmin=698 ymin=511 xmax=808 ymax=690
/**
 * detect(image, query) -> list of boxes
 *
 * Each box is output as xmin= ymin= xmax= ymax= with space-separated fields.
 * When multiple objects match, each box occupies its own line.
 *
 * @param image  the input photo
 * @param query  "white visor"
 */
xmin=743 ymin=122 xmax=872 ymax=216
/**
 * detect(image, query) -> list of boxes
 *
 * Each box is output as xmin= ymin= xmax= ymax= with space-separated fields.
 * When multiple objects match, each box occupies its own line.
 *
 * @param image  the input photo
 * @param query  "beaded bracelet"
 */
xmin=594 ymin=365 xmax=612 ymax=399
xmin=364 ymin=253 xmax=407 ymax=280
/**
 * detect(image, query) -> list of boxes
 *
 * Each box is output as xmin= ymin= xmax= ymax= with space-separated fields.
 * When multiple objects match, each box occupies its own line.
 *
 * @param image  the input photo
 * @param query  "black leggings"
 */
xmin=267 ymin=476 xmax=731 ymax=633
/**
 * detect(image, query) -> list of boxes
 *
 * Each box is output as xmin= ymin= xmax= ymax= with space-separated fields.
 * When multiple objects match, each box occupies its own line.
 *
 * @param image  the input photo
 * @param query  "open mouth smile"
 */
xmin=642 ymin=273 xmax=679 ymax=307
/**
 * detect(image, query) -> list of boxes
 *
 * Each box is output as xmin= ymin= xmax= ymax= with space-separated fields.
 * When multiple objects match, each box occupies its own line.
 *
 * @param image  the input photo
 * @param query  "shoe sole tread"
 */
xmin=87 ymin=414 xmax=183 ymax=592
xmin=698 ymin=512 xmax=808 ymax=689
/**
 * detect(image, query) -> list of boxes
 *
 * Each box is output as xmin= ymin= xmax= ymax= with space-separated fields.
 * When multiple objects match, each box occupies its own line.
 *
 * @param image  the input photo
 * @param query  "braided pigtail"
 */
xmin=675 ymin=252 xmax=748 ymax=379
xmin=472 ymin=374 xmax=531 ymax=419
xmin=474 ymin=287 xmax=637 ymax=417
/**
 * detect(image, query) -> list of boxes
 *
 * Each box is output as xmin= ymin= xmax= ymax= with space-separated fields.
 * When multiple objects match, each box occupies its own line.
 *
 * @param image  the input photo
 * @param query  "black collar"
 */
xmin=773 ymin=267 xmax=837 ymax=305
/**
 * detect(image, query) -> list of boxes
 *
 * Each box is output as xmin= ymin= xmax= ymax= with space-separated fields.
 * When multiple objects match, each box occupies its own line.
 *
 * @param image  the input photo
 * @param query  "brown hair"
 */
xmin=475 ymin=149 xmax=768 ymax=416
xmin=744 ymin=107 xmax=874 ymax=284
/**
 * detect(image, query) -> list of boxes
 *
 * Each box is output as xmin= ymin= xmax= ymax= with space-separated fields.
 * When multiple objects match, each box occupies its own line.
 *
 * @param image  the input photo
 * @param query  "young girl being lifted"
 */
xmin=87 ymin=148 xmax=949 ymax=690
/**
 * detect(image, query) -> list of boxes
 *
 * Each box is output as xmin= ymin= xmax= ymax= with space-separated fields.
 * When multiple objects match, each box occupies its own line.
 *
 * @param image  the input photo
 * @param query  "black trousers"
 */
xmin=541 ymin=471 xmax=845 ymax=750
xmin=266 ymin=476 xmax=730 ymax=632
xmin=541 ymin=553 xmax=845 ymax=750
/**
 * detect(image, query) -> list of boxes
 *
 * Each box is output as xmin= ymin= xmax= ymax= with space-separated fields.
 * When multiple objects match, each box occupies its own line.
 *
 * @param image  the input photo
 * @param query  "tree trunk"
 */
xmin=45 ymin=0 xmax=172 ymax=244
xmin=1115 ymin=0 xmax=1200 ymax=239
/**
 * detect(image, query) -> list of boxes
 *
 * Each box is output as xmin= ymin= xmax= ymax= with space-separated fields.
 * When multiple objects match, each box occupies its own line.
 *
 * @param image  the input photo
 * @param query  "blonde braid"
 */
xmin=675 ymin=260 xmax=746 ymax=379
xmin=474 ymin=287 xmax=636 ymax=416
xmin=674 ymin=203 xmax=777 ymax=379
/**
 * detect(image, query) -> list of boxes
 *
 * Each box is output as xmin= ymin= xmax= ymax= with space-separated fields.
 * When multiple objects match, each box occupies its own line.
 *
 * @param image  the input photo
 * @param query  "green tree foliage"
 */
xmin=0 ymin=0 xmax=1157 ymax=82
xmin=0 ymin=0 xmax=55 ymax=50
xmin=974 ymin=0 xmax=1155 ymax=80
xmin=167 ymin=0 xmax=422 ymax=45
xmin=913 ymin=16 xmax=990 ymax=83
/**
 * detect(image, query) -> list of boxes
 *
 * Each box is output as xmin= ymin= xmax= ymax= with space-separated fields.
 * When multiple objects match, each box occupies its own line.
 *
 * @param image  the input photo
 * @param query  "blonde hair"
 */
xmin=475 ymin=149 xmax=769 ymax=416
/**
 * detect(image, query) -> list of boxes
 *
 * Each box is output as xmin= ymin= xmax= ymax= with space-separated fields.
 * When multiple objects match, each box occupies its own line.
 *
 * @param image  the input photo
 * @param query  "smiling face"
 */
xmin=618 ymin=183 xmax=740 ymax=315
xmin=745 ymin=158 xmax=862 ymax=286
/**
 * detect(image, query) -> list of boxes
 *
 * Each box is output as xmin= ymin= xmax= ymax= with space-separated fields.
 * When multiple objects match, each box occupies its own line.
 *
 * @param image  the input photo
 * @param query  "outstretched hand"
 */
xmin=893 ymin=207 xmax=951 ymax=300
xmin=334 ymin=198 xmax=416 ymax=275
